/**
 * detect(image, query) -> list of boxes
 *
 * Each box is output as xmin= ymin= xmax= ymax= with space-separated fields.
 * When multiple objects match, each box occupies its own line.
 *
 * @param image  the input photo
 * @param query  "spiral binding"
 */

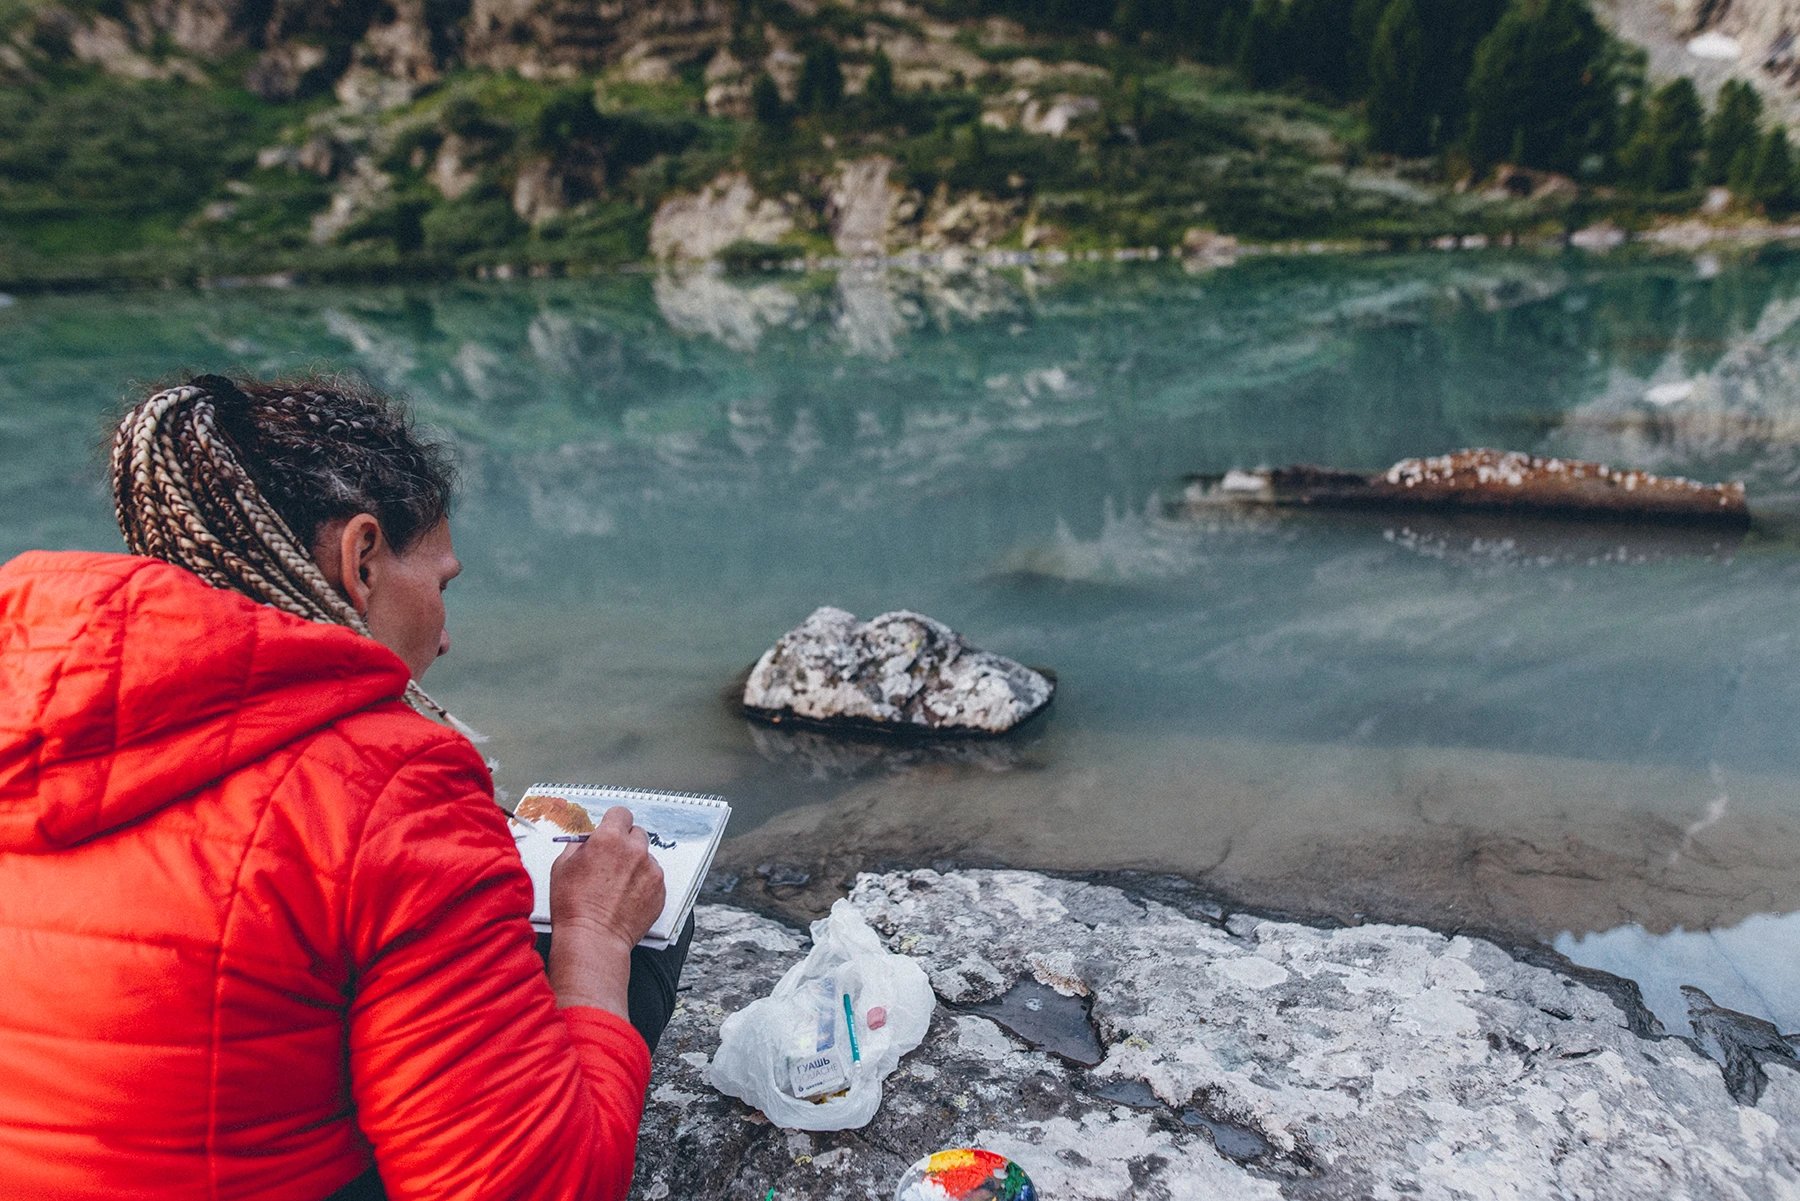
xmin=522 ymin=783 xmax=729 ymax=808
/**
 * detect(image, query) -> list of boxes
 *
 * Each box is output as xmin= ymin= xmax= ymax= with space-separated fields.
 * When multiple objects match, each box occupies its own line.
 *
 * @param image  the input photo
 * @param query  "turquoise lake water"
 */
xmin=4 ymin=251 xmax=1798 ymax=1036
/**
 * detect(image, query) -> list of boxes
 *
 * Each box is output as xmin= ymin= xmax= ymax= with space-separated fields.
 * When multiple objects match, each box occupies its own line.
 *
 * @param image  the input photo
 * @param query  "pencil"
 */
xmin=550 ymin=833 xmax=664 ymax=844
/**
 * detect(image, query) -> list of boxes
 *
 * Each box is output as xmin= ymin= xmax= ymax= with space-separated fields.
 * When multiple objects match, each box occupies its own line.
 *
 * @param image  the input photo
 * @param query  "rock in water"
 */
xmin=742 ymin=607 xmax=1053 ymax=736
xmin=1188 ymin=448 xmax=1749 ymax=527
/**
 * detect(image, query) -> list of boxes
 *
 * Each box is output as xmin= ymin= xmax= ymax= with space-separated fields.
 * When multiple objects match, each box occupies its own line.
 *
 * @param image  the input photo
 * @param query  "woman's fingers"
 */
xmin=549 ymin=805 xmax=666 ymax=947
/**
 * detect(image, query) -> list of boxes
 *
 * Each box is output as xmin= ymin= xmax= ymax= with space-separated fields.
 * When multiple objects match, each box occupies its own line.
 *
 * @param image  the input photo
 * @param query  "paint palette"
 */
xmin=893 ymin=1148 xmax=1035 ymax=1201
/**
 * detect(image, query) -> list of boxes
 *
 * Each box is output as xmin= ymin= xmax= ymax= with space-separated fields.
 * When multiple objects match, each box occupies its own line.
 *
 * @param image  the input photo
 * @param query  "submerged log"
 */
xmin=1187 ymin=449 xmax=1749 ymax=527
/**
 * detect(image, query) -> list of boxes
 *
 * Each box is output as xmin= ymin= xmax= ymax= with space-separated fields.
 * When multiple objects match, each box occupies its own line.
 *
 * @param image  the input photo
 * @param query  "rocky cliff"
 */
xmin=32 ymin=0 xmax=1800 ymax=105
xmin=1597 ymin=0 xmax=1800 ymax=119
xmin=18 ymin=0 xmax=745 ymax=98
xmin=1681 ymin=0 xmax=1800 ymax=84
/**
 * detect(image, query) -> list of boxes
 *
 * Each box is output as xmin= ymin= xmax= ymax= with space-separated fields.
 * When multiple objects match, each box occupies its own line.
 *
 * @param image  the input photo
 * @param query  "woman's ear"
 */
xmin=316 ymin=513 xmax=386 ymax=616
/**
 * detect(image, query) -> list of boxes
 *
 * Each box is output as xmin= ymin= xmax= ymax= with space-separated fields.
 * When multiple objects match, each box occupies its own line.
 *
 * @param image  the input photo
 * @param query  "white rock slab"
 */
xmin=742 ymin=606 xmax=1053 ymax=735
xmin=633 ymin=869 xmax=1800 ymax=1200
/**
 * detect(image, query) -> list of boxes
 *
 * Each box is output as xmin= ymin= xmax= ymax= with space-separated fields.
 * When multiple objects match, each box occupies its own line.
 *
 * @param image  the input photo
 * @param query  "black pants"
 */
xmin=325 ymin=918 xmax=693 ymax=1201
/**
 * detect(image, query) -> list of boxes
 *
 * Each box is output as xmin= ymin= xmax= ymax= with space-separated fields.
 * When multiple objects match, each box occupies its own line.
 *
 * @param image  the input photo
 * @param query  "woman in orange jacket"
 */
xmin=0 ymin=375 xmax=669 ymax=1200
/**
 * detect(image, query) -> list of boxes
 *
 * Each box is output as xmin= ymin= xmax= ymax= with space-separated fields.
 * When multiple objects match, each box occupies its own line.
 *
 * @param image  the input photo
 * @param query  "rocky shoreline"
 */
xmin=177 ymin=218 xmax=1800 ymax=295
xmin=10 ymin=209 xmax=1800 ymax=298
xmin=636 ymin=868 xmax=1799 ymax=1200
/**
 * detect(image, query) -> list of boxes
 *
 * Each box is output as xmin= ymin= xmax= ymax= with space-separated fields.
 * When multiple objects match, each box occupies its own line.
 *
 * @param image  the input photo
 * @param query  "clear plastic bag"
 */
xmin=707 ymin=899 xmax=934 ymax=1131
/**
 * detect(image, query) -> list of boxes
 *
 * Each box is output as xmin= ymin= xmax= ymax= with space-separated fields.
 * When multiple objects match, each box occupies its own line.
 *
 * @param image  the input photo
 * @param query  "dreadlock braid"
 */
xmin=110 ymin=375 xmax=478 ymax=738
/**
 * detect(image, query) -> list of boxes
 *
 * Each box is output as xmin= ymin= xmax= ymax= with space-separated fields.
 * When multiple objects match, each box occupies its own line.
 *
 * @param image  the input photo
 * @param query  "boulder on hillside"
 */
xmin=742 ymin=607 xmax=1054 ymax=737
xmin=245 ymin=42 xmax=329 ymax=100
xmin=511 ymin=157 xmax=568 ymax=225
xmin=649 ymin=172 xmax=795 ymax=261
xmin=1186 ymin=449 xmax=1750 ymax=527
xmin=829 ymin=157 xmax=899 ymax=258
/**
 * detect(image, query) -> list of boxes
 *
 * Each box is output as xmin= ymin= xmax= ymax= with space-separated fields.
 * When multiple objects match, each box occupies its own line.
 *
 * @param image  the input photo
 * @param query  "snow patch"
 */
xmin=1687 ymin=32 xmax=1742 ymax=61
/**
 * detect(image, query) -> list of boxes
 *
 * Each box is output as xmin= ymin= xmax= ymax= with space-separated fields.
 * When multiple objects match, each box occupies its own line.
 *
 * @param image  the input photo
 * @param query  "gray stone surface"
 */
xmin=636 ymin=869 xmax=1800 ymax=1200
xmin=742 ymin=607 xmax=1053 ymax=737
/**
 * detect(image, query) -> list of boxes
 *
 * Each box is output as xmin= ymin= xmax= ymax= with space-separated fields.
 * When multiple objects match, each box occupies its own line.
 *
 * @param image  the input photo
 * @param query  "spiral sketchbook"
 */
xmin=510 ymin=784 xmax=732 ymax=950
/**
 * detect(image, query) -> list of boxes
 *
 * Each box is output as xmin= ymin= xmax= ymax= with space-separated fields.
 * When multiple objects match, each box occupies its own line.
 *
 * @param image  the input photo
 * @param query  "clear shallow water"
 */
xmin=4 ymin=251 xmax=1800 ymax=1036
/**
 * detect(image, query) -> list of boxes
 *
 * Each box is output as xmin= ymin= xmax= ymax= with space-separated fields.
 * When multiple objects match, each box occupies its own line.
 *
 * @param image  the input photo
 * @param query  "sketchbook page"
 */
xmin=606 ymin=791 xmax=730 ymax=941
xmin=510 ymin=786 xmax=730 ymax=946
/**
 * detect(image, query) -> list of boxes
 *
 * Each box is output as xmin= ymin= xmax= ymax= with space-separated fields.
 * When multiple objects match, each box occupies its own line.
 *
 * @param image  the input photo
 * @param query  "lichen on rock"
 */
xmin=636 ymin=869 xmax=1800 ymax=1200
xmin=741 ymin=606 xmax=1054 ymax=737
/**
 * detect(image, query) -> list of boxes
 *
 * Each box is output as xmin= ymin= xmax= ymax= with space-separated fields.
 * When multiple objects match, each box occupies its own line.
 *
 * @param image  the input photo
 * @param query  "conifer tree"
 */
xmin=1114 ymin=0 xmax=1144 ymax=37
xmin=867 ymin=48 xmax=896 ymax=114
xmin=1238 ymin=0 xmax=1288 ymax=89
xmin=1621 ymin=77 xmax=1703 ymax=192
xmin=1351 ymin=0 xmax=1503 ymax=121
xmin=1728 ymin=142 xmax=1759 ymax=194
xmin=1215 ymin=6 xmax=1248 ymax=65
xmin=1420 ymin=0 xmax=1507 ymax=145
xmin=1114 ymin=0 xmax=1176 ymax=40
xmin=796 ymin=42 xmax=845 ymax=114
xmin=1367 ymin=0 xmax=1430 ymax=155
xmin=1188 ymin=0 xmax=1245 ymax=58
xmin=1286 ymin=0 xmax=1355 ymax=95
xmin=1348 ymin=0 xmax=1392 ymax=91
xmin=1750 ymin=126 xmax=1796 ymax=212
xmin=1464 ymin=0 xmax=1615 ymax=174
xmin=1169 ymin=0 xmax=1219 ymax=53
xmin=750 ymin=73 xmax=787 ymax=127
xmin=1608 ymin=45 xmax=1648 ymax=155
xmin=1705 ymin=80 xmax=1763 ymax=188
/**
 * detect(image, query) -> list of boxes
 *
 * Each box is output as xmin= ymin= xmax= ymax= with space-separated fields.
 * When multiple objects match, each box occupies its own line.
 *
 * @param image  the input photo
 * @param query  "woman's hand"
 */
xmin=546 ymin=806 xmax=666 ymax=1018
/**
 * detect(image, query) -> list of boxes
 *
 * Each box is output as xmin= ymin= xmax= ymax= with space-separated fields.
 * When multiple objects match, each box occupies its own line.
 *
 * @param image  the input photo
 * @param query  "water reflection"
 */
xmin=1374 ymin=515 xmax=1744 ymax=568
xmin=744 ymin=720 xmax=1033 ymax=780
xmin=1558 ymin=911 xmax=1800 ymax=1036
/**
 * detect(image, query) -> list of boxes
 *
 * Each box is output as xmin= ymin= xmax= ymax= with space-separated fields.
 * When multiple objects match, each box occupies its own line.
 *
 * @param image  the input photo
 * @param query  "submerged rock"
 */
xmin=636 ymin=869 xmax=1800 ymax=1200
xmin=744 ymin=720 xmax=1030 ymax=779
xmin=1188 ymin=448 xmax=1750 ymax=527
xmin=742 ymin=607 xmax=1053 ymax=737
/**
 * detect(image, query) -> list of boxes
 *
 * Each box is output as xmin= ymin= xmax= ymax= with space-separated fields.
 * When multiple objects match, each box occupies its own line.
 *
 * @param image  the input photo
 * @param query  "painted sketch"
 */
xmin=512 ymin=786 xmax=730 ymax=948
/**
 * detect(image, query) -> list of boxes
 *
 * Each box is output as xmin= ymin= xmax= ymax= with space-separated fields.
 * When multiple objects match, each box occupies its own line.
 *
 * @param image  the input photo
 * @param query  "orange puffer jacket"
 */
xmin=0 ymin=551 xmax=650 ymax=1201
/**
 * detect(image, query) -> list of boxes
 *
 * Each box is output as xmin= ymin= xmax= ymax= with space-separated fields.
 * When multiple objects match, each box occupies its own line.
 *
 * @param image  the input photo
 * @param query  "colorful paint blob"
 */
xmin=893 ymin=1148 xmax=1035 ymax=1201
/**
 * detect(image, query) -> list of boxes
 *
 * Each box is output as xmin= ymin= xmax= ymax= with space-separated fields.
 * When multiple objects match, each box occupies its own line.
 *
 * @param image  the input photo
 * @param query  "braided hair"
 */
xmin=110 ymin=373 xmax=477 ymax=736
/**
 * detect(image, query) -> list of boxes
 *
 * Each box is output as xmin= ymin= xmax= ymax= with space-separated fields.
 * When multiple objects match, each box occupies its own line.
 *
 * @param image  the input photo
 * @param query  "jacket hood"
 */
xmin=0 ymin=551 xmax=414 ymax=852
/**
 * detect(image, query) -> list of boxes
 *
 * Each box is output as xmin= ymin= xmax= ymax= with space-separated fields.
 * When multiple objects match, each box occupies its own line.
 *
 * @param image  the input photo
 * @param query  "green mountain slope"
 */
xmin=0 ymin=0 xmax=1786 ymax=289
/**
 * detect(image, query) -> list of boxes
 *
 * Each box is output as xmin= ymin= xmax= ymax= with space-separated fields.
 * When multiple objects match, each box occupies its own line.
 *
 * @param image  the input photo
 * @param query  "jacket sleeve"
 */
xmin=343 ymin=733 xmax=652 ymax=1201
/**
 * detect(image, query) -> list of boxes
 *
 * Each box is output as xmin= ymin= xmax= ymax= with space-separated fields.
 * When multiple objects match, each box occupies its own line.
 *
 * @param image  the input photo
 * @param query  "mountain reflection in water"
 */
xmin=5 ymin=250 xmax=1800 ymax=1034
xmin=1558 ymin=912 xmax=1800 ymax=1037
